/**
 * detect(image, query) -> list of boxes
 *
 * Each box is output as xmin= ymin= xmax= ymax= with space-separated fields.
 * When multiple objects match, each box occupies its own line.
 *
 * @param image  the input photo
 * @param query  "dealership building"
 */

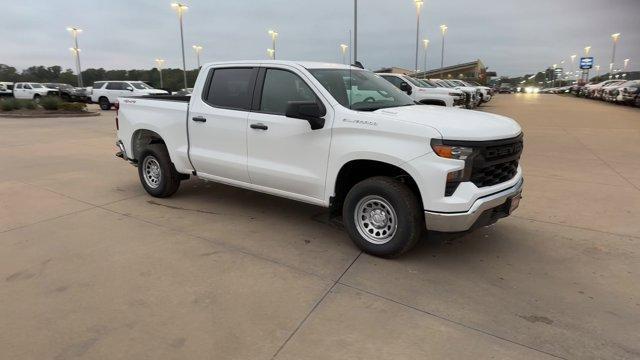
xmin=374 ymin=60 xmax=495 ymax=84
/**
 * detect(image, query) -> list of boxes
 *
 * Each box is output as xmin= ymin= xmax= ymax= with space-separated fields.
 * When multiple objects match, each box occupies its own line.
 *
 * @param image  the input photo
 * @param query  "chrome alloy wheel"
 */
xmin=142 ymin=156 xmax=161 ymax=189
xmin=354 ymin=195 xmax=398 ymax=244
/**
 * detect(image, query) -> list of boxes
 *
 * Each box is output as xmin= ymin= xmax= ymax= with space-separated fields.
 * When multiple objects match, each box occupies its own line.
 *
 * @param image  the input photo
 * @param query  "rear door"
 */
xmin=246 ymin=66 xmax=333 ymax=201
xmin=188 ymin=66 xmax=258 ymax=183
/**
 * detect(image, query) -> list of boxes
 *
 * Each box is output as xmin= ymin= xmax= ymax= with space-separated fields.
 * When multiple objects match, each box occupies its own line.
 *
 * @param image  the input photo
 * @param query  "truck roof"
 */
xmin=200 ymin=60 xmax=356 ymax=70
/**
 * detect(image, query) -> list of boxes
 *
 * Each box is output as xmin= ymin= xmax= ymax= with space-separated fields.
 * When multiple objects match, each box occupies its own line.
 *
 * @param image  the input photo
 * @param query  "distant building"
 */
xmin=415 ymin=59 xmax=493 ymax=84
xmin=373 ymin=67 xmax=414 ymax=75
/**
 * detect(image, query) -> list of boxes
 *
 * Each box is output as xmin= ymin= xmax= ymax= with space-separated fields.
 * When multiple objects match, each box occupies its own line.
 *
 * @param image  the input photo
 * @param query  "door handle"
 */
xmin=192 ymin=116 xmax=207 ymax=122
xmin=250 ymin=123 xmax=268 ymax=130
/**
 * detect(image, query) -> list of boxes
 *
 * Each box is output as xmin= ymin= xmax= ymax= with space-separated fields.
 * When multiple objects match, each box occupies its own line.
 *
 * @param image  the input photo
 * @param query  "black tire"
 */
xmin=99 ymin=97 xmax=111 ymax=110
xmin=137 ymin=144 xmax=181 ymax=198
xmin=33 ymin=94 xmax=41 ymax=103
xmin=343 ymin=176 xmax=424 ymax=257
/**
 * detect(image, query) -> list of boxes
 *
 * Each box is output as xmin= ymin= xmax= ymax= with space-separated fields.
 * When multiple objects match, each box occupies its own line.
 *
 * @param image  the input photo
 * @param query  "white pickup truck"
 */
xmin=115 ymin=61 xmax=524 ymax=257
xmin=377 ymin=73 xmax=465 ymax=107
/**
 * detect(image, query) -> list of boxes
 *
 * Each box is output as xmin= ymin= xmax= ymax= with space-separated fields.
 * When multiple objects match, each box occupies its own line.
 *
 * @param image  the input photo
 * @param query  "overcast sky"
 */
xmin=2 ymin=0 xmax=639 ymax=76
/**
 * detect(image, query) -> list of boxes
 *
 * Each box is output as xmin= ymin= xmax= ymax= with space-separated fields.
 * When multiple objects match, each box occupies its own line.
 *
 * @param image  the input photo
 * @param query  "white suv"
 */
xmin=12 ymin=83 xmax=59 ymax=101
xmin=0 ymin=82 xmax=14 ymax=96
xmin=91 ymin=81 xmax=168 ymax=110
xmin=378 ymin=73 xmax=462 ymax=107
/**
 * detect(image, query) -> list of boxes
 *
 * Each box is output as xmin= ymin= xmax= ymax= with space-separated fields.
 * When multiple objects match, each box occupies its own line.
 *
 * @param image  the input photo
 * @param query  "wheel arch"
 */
xmin=329 ymin=159 xmax=424 ymax=216
xmin=130 ymin=129 xmax=167 ymax=162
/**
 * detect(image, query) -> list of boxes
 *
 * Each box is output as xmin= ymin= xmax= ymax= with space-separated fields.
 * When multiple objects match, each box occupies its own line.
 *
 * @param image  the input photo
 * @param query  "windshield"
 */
xmin=31 ymin=83 xmax=43 ymax=88
xmin=309 ymin=69 xmax=415 ymax=111
xmin=404 ymin=76 xmax=424 ymax=87
xmin=416 ymin=79 xmax=435 ymax=88
xmin=433 ymin=80 xmax=452 ymax=88
xmin=131 ymin=82 xmax=153 ymax=89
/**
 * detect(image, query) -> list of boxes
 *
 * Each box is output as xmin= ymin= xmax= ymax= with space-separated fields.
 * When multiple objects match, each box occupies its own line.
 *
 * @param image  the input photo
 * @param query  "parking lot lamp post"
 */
xmin=267 ymin=48 xmax=275 ymax=59
xmin=413 ymin=0 xmax=424 ymax=73
xmin=439 ymin=25 xmax=447 ymax=78
xmin=623 ymin=58 xmax=629 ymax=71
xmin=268 ymin=30 xmax=278 ymax=60
xmin=353 ymin=0 xmax=358 ymax=63
xmin=171 ymin=3 xmax=189 ymax=90
xmin=422 ymin=39 xmax=429 ymax=78
xmin=67 ymin=27 xmax=83 ymax=87
xmin=609 ymin=33 xmax=620 ymax=79
xmin=340 ymin=44 xmax=349 ymax=65
xmin=155 ymin=59 xmax=165 ymax=89
xmin=192 ymin=45 xmax=203 ymax=68
xmin=595 ymin=65 xmax=600 ymax=82
xmin=570 ymin=54 xmax=577 ymax=80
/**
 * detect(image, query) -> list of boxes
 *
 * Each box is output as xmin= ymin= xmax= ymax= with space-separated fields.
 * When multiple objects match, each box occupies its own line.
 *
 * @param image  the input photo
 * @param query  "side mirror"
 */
xmin=126 ymin=87 xmax=134 ymax=91
xmin=285 ymin=101 xmax=326 ymax=130
xmin=400 ymin=82 xmax=412 ymax=95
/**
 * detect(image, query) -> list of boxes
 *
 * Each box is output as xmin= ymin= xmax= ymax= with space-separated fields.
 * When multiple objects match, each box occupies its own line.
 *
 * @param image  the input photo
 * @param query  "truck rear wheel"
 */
xmin=99 ymin=97 xmax=111 ymax=110
xmin=138 ymin=144 xmax=181 ymax=198
xmin=343 ymin=176 xmax=423 ymax=257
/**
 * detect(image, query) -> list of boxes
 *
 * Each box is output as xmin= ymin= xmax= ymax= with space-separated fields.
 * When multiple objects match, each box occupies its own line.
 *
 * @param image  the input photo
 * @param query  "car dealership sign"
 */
xmin=580 ymin=57 xmax=594 ymax=69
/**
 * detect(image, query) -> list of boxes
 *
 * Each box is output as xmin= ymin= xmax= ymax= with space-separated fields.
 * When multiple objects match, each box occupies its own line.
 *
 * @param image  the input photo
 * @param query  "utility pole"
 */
xmin=353 ymin=0 xmax=357 ymax=64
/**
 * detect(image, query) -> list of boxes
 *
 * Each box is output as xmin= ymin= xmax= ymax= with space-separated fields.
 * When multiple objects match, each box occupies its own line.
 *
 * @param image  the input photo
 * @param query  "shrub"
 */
xmin=60 ymin=102 xmax=87 ymax=112
xmin=1 ymin=98 xmax=20 ymax=111
xmin=19 ymin=99 xmax=37 ymax=110
xmin=40 ymin=96 xmax=62 ymax=110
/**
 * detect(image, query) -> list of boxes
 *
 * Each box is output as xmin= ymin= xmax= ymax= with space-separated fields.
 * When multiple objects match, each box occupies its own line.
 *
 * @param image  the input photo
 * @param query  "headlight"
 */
xmin=431 ymin=139 xmax=478 ymax=195
xmin=448 ymin=92 xmax=460 ymax=97
xmin=431 ymin=143 xmax=474 ymax=160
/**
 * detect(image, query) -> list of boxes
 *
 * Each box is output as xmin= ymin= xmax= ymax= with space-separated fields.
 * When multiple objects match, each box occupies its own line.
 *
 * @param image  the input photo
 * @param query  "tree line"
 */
xmin=0 ymin=64 xmax=199 ymax=91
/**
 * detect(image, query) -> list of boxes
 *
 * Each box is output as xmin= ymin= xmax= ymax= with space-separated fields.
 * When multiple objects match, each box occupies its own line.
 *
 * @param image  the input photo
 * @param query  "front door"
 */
xmin=247 ymin=67 xmax=333 ymax=201
xmin=188 ymin=67 xmax=258 ymax=184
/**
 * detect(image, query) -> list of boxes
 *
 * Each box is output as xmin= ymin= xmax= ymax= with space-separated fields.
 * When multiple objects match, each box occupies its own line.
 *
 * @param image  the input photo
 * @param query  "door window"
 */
xmin=381 ymin=75 xmax=404 ymax=89
xmin=23 ymin=84 xmax=32 ymax=89
xmin=15 ymin=84 xmax=23 ymax=89
xmin=106 ymin=82 xmax=126 ymax=90
xmin=204 ymin=68 xmax=256 ymax=110
xmin=259 ymin=69 xmax=317 ymax=115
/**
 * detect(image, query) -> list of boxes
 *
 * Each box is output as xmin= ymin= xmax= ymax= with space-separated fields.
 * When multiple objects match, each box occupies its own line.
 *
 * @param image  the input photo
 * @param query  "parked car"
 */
xmin=115 ymin=61 xmax=524 ymax=257
xmin=0 ymin=82 xmax=14 ymax=97
xmin=12 ymin=82 xmax=59 ymax=100
xmin=377 ymin=73 xmax=462 ymax=107
xmin=614 ymin=80 xmax=640 ymax=105
xmin=449 ymin=79 xmax=492 ymax=103
xmin=91 ymin=81 xmax=169 ymax=110
xmin=44 ymin=83 xmax=89 ymax=102
xmin=584 ymin=80 xmax=624 ymax=99
xmin=430 ymin=79 xmax=479 ymax=108
xmin=172 ymin=88 xmax=193 ymax=96
xmin=418 ymin=79 xmax=469 ymax=107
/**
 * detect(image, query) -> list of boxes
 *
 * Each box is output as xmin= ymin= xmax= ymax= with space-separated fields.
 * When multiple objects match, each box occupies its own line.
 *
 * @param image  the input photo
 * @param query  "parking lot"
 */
xmin=1 ymin=94 xmax=639 ymax=359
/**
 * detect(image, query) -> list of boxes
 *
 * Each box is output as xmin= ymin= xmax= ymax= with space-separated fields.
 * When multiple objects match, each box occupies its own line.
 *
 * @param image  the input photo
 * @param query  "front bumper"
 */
xmin=425 ymin=178 xmax=523 ymax=232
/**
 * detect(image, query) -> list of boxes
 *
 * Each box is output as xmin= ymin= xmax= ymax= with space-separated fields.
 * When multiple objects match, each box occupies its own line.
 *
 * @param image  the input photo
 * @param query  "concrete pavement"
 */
xmin=1 ymin=95 xmax=639 ymax=359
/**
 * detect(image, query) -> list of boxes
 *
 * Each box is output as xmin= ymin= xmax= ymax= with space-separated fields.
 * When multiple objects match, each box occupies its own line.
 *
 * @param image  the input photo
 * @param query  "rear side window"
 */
xmin=93 ymin=82 xmax=106 ymax=89
xmin=204 ymin=68 xmax=256 ymax=110
xmin=259 ymin=69 xmax=316 ymax=115
xmin=106 ymin=82 xmax=126 ymax=90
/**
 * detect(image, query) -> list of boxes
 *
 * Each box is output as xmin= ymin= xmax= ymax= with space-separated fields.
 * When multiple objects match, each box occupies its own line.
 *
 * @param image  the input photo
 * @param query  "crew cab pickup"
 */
xmin=115 ymin=61 xmax=524 ymax=257
xmin=377 ymin=73 xmax=464 ymax=107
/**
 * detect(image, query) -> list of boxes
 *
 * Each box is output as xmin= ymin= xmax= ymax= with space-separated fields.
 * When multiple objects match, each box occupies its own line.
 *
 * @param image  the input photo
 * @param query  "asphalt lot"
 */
xmin=1 ymin=95 xmax=639 ymax=359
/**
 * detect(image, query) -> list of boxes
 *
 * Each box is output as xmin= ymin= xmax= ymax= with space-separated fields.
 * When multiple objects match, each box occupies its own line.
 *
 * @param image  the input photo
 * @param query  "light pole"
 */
xmin=595 ymin=65 xmax=600 ymax=82
xmin=439 ymin=24 xmax=448 ymax=78
xmin=171 ymin=3 xmax=189 ymax=90
xmin=413 ymin=0 xmax=424 ymax=73
xmin=624 ymin=58 xmax=630 ymax=71
xmin=192 ymin=45 xmax=203 ymax=68
xmin=552 ymin=64 xmax=557 ymax=87
xmin=422 ymin=39 xmax=429 ymax=78
xmin=570 ymin=54 xmax=577 ymax=80
xmin=609 ymin=33 xmax=620 ymax=79
xmin=268 ymin=30 xmax=278 ymax=60
xmin=155 ymin=59 xmax=165 ymax=89
xmin=267 ymin=48 xmax=275 ymax=59
xmin=583 ymin=46 xmax=591 ymax=82
xmin=340 ymin=44 xmax=349 ymax=65
xmin=67 ymin=27 xmax=83 ymax=87
xmin=353 ymin=0 xmax=358 ymax=63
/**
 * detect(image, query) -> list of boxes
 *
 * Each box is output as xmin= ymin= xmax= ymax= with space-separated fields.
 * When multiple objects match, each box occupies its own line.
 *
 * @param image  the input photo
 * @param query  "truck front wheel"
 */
xmin=99 ymin=97 xmax=111 ymax=110
xmin=138 ymin=144 xmax=181 ymax=198
xmin=343 ymin=176 xmax=424 ymax=257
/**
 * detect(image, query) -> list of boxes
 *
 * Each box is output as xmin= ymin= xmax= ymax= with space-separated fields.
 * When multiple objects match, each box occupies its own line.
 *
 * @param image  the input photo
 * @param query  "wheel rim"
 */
xmin=142 ymin=156 xmax=161 ymax=189
xmin=354 ymin=195 xmax=398 ymax=245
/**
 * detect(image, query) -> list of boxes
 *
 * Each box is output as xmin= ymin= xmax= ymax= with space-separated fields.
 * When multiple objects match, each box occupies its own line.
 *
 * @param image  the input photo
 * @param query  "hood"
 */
xmin=415 ymin=87 xmax=454 ymax=95
xmin=140 ymin=89 xmax=168 ymax=95
xmin=374 ymin=105 xmax=521 ymax=141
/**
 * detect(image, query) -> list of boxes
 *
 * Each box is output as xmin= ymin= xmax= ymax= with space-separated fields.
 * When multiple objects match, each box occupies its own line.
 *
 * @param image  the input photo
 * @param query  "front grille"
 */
xmin=441 ymin=134 xmax=523 ymax=194
xmin=471 ymin=160 xmax=518 ymax=187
